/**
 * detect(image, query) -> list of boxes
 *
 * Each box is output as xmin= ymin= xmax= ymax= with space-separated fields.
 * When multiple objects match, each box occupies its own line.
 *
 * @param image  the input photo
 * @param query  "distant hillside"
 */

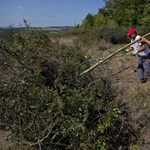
xmin=44 ymin=26 xmax=72 ymax=30
xmin=0 ymin=27 xmax=8 ymax=31
xmin=0 ymin=26 xmax=72 ymax=31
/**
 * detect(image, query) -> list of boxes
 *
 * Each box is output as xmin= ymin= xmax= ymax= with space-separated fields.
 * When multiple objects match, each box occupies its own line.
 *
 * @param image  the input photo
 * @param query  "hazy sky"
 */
xmin=0 ymin=0 xmax=105 ymax=27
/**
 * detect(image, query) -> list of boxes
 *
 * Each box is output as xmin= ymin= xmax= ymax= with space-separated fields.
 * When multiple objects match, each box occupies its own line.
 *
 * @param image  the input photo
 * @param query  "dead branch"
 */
xmin=0 ymin=45 xmax=34 ymax=73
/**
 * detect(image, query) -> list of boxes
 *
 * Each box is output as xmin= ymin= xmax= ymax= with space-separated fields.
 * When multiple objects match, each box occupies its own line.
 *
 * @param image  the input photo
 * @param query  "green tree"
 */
xmin=104 ymin=0 xmax=150 ymax=27
xmin=98 ymin=7 xmax=108 ymax=17
xmin=94 ymin=13 xmax=106 ymax=29
xmin=81 ymin=13 xmax=95 ymax=30
xmin=140 ymin=2 xmax=150 ymax=25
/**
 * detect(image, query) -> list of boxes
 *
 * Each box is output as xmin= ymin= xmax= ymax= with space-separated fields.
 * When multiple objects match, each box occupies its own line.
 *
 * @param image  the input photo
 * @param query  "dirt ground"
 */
xmin=111 ymin=56 xmax=150 ymax=150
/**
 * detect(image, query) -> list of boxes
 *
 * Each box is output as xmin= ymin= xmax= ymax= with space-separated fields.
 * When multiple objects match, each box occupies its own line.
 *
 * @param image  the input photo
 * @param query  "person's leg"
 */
xmin=143 ymin=59 xmax=150 ymax=80
xmin=137 ymin=56 xmax=144 ymax=82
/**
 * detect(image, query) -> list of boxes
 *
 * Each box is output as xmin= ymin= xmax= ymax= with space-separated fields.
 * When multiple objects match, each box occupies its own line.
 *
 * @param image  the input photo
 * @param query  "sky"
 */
xmin=0 ymin=0 xmax=105 ymax=27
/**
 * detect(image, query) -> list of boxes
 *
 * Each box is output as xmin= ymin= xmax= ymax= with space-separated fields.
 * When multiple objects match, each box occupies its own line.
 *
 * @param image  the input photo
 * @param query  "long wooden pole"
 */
xmin=80 ymin=32 xmax=150 ymax=76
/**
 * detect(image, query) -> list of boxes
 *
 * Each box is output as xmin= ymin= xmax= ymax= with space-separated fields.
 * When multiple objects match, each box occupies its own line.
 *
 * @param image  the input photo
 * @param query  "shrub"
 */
xmin=0 ymin=29 xmax=138 ymax=149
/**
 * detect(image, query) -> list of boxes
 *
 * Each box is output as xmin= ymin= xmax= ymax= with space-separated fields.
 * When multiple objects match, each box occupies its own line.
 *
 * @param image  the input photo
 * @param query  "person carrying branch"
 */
xmin=125 ymin=28 xmax=150 ymax=83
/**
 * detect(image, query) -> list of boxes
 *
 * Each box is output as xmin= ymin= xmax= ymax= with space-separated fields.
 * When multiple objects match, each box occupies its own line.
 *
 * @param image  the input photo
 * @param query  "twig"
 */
xmin=16 ymin=124 xmax=55 ymax=149
xmin=87 ymin=65 xmax=134 ymax=86
xmin=0 ymin=45 xmax=34 ymax=73
xmin=106 ymin=65 xmax=134 ymax=78
xmin=0 ymin=45 xmax=24 ymax=65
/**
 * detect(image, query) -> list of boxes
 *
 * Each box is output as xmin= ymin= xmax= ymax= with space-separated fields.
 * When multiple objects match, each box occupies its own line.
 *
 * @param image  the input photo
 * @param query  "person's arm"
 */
xmin=140 ymin=37 xmax=150 ymax=46
xmin=137 ymin=44 xmax=146 ymax=53
xmin=128 ymin=47 xmax=133 ymax=51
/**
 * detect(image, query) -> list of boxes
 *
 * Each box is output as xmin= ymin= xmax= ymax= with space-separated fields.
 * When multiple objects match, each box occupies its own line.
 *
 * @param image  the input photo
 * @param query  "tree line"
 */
xmin=76 ymin=0 xmax=150 ymax=31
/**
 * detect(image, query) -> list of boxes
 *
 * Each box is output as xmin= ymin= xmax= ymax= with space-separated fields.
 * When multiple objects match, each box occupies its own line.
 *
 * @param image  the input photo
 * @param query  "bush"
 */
xmin=0 ymin=29 xmax=138 ymax=149
xmin=98 ymin=27 xmax=128 ymax=44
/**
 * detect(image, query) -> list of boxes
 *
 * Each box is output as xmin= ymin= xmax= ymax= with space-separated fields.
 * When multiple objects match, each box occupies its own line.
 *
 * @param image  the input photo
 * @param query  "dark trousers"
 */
xmin=137 ymin=53 xmax=150 ymax=81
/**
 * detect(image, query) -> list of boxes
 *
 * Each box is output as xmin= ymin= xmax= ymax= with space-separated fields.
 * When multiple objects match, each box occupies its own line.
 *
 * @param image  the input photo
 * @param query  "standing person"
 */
xmin=126 ymin=28 xmax=150 ymax=83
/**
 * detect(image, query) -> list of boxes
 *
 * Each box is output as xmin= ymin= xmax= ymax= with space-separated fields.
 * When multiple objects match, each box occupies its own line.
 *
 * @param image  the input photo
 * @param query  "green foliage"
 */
xmin=140 ymin=2 xmax=150 ymax=25
xmin=94 ymin=13 xmax=106 ymax=29
xmin=81 ymin=13 xmax=95 ymax=31
xmin=73 ymin=0 xmax=150 ymax=32
xmin=96 ymin=138 xmax=107 ymax=150
xmin=99 ymin=27 xmax=128 ymax=44
xmin=104 ymin=0 xmax=150 ymax=27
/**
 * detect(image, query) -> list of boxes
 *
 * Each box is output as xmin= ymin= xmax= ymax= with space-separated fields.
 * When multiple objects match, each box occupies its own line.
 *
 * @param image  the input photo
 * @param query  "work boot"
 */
xmin=140 ymin=79 xmax=146 ymax=83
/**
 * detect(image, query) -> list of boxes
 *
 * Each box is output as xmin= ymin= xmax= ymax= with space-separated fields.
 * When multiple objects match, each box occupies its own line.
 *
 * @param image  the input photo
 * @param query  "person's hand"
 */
xmin=122 ymin=49 xmax=129 ymax=54
xmin=139 ymin=37 xmax=146 ymax=43
xmin=139 ymin=37 xmax=150 ymax=45
xmin=130 ymin=51 xmax=137 ymax=56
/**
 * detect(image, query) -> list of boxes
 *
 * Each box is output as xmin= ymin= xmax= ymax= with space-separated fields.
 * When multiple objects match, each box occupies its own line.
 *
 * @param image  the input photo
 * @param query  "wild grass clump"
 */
xmin=0 ymin=29 xmax=138 ymax=149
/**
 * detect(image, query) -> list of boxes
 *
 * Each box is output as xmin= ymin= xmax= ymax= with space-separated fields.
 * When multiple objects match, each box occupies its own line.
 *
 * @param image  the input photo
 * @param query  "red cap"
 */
xmin=127 ymin=28 xmax=137 ymax=36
